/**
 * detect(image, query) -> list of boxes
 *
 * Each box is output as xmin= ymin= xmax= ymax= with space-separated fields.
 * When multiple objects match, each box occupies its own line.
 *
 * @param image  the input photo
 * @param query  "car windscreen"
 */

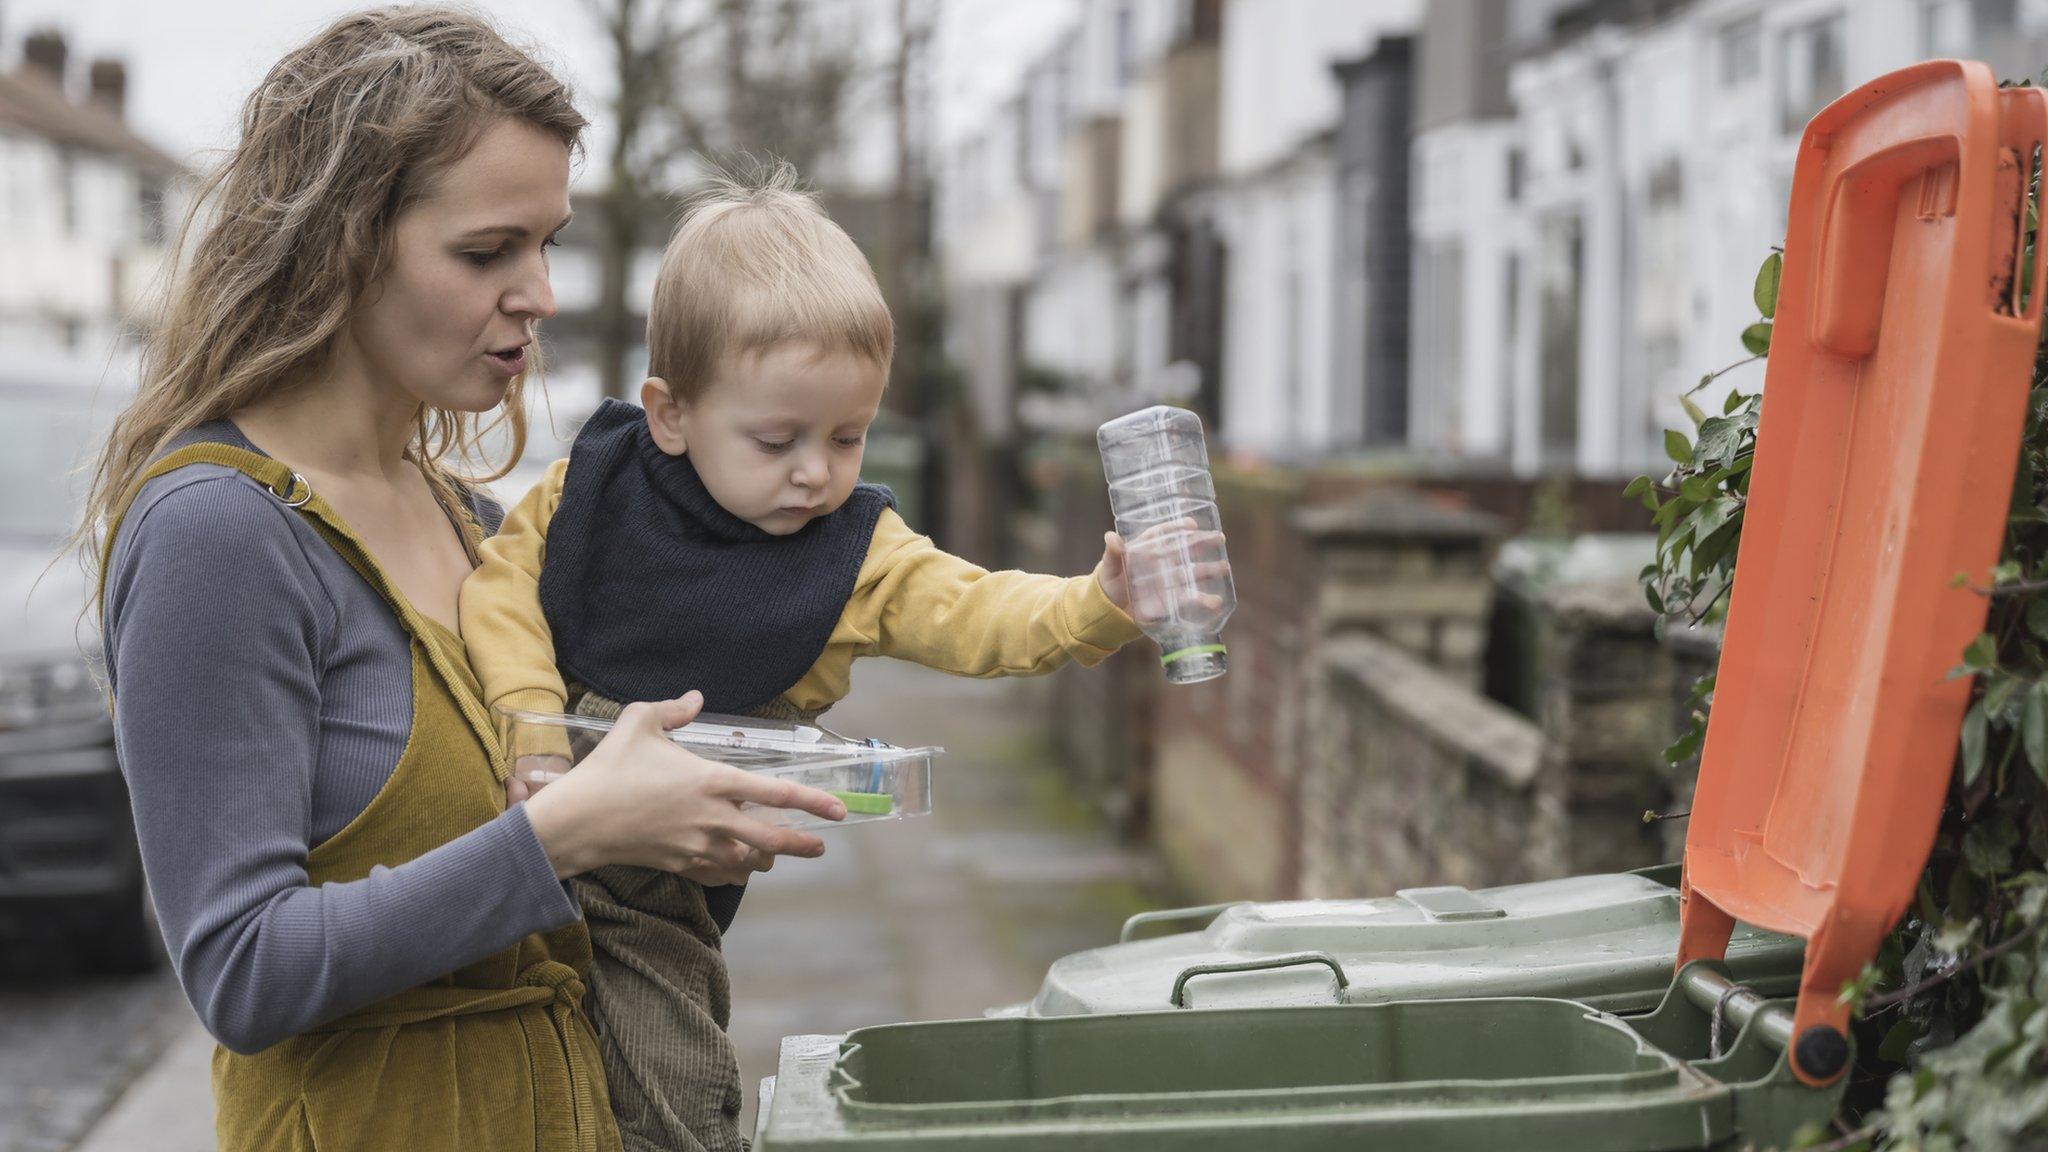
xmin=0 ymin=388 xmax=124 ymax=543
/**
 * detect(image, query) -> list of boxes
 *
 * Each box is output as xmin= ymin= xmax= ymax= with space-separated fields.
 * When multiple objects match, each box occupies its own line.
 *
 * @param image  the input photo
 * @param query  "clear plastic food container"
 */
xmin=498 ymin=707 xmax=939 ymax=830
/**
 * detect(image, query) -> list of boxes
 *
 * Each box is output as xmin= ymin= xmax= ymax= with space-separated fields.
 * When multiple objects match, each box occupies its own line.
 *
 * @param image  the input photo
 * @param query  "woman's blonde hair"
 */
xmin=76 ymin=5 xmax=585 ymax=597
xmin=649 ymin=160 xmax=893 ymax=401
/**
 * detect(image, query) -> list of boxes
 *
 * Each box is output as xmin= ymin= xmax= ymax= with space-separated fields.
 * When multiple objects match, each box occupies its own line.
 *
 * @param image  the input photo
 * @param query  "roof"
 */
xmin=0 ymin=70 xmax=184 ymax=178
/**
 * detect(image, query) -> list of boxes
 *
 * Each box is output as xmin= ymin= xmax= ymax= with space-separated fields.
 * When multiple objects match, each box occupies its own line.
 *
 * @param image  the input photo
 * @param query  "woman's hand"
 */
xmin=673 ymin=847 xmax=777 ymax=889
xmin=511 ymin=751 xmax=770 ymax=884
xmin=520 ymin=691 xmax=846 ymax=880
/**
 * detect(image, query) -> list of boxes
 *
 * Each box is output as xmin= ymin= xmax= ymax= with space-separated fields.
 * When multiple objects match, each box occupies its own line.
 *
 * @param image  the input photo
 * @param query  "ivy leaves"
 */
xmin=1631 ymin=251 xmax=1774 ymax=631
xmin=1968 ymin=385 xmax=2048 ymax=809
xmin=1957 ymin=626 xmax=2048 ymax=791
xmin=1742 ymin=251 xmax=1780 ymax=355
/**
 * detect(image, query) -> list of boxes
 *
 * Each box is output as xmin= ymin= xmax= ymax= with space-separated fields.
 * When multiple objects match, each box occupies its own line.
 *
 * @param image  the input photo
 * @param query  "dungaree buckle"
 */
xmin=270 ymin=472 xmax=312 ymax=508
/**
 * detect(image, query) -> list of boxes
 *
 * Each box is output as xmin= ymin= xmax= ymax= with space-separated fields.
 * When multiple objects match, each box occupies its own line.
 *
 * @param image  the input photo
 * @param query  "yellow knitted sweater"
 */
xmin=460 ymin=457 xmax=1142 ymax=720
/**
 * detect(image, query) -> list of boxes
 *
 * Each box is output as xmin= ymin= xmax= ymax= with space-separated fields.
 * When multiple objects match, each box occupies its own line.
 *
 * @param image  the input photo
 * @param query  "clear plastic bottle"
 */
xmin=1097 ymin=405 xmax=1236 ymax=684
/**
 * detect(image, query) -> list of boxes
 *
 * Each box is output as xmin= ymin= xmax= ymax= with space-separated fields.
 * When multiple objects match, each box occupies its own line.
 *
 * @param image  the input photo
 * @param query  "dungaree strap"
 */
xmin=101 ymin=443 xmax=508 ymax=776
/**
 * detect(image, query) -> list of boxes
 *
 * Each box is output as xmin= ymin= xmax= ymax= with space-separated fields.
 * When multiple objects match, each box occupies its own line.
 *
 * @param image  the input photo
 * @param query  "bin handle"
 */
xmin=1119 ymin=901 xmax=1248 ymax=943
xmin=1170 ymin=951 xmax=1349 ymax=1008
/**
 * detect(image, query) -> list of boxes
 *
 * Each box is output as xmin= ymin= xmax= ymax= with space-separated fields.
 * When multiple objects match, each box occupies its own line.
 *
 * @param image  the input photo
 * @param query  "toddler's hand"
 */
xmin=1101 ymin=519 xmax=1232 ymax=626
xmin=507 ymin=753 xmax=572 ymax=805
xmin=1094 ymin=531 xmax=1131 ymax=613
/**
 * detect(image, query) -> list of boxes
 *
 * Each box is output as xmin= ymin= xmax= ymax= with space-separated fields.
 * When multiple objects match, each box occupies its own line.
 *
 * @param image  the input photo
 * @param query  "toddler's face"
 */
xmin=649 ymin=342 xmax=887 ymax=535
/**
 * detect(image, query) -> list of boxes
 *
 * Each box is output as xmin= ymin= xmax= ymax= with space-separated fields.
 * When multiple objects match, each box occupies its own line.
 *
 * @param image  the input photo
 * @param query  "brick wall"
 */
xmin=1535 ymin=581 xmax=1682 ymax=873
xmin=1302 ymin=634 xmax=1564 ymax=897
xmin=1030 ymin=442 xmax=1159 ymax=831
xmin=1146 ymin=465 xmax=1316 ymax=885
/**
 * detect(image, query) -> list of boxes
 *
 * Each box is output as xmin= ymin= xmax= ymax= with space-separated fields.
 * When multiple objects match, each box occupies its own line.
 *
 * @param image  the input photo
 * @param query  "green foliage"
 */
xmin=1755 ymin=251 xmax=1783 ymax=318
xmin=1017 ymin=362 xmax=1072 ymax=396
xmin=1628 ymin=351 xmax=1762 ymax=639
xmin=1639 ymin=248 xmax=2048 ymax=1149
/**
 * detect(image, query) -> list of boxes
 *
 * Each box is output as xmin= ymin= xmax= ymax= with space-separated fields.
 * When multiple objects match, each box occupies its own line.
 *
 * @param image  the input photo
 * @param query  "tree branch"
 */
xmin=1976 ymin=578 xmax=2048 ymax=598
xmin=1684 ymin=354 xmax=1765 ymax=396
xmin=1799 ymin=1125 xmax=1878 ymax=1152
xmin=1861 ymin=924 xmax=2044 ymax=1012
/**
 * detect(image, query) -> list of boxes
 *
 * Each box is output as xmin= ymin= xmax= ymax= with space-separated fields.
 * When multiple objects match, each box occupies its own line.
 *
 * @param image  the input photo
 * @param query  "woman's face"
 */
xmin=342 ymin=118 xmax=572 ymax=414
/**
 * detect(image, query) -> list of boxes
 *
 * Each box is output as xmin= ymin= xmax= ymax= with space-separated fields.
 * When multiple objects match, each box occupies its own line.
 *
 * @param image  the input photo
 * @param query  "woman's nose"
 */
xmin=505 ymin=252 xmax=558 ymax=320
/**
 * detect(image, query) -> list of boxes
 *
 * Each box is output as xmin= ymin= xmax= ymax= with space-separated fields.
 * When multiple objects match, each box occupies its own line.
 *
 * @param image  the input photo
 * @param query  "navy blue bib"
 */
xmin=537 ymin=399 xmax=894 ymax=715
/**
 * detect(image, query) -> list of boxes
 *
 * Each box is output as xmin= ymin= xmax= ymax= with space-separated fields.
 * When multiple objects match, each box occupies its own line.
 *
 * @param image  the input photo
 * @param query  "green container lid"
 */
xmin=998 ymin=867 xmax=1803 ymax=1018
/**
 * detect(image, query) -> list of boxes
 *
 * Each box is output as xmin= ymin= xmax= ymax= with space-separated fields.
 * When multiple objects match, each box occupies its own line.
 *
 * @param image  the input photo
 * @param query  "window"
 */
xmin=1411 ymin=239 xmax=1466 ymax=450
xmin=1923 ymin=0 xmax=2020 ymax=56
xmin=1780 ymin=15 xmax=1847 ymax=134
xmin=57 ymin=148 xmax=77 ymax=237
xmin=1718 ymin=17 xmax=1762 ymax=87
xmin=1502 ymin=252 xmax=1521 ymax=457
xmin=1283 ymin=262 xmax=1303 ymax=442
xmin=1537 ymin=213 xmax=1582 ymax=467
xmin=1639 ymin=161 xmax=1688 ymax=457
xmin=1924 ymin=0 xmax=1968 ymax=55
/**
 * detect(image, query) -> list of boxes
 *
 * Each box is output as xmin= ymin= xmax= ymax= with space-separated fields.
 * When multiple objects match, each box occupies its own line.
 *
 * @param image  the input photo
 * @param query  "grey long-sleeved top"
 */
xmin=102 ymin=424 xmax=578 ymax=1054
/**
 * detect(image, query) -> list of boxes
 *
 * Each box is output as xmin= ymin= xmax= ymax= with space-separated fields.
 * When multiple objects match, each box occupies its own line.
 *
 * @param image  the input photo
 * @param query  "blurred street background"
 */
xmin=3 ymin=0 xmax=2040 ymax=1147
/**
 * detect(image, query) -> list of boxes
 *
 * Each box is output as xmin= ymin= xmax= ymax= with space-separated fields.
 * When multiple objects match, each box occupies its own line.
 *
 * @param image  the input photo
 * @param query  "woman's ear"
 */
xmin=640 ymin=378 xmax=688 ymax=455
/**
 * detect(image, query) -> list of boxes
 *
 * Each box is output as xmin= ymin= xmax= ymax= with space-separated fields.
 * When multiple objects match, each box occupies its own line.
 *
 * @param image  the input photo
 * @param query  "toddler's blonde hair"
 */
xmin=649 ymin=161 xmax=893 ymax=400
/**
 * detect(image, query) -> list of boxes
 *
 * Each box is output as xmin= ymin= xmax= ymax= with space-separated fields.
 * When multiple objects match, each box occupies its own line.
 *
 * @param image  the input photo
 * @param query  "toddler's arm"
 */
xmin=855 ymin=508 xmax=1143 ymax=677
xmin=461 ymin=457 xmax=573 ymax=720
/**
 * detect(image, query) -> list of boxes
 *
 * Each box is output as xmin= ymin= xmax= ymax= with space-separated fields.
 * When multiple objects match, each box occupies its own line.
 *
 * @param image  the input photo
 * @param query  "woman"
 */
xmin=75 ymin=9 xmax=844 ymax=1149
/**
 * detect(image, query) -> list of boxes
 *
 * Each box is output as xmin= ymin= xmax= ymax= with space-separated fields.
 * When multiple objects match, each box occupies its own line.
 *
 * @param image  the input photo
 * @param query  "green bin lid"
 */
xmin=1005 ymin=870 xmax=1801 ymax=1017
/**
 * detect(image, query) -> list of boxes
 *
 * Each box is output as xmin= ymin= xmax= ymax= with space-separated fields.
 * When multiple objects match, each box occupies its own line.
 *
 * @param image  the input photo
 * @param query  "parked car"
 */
xmin=0 ymin=355 xmax=159 ymax=972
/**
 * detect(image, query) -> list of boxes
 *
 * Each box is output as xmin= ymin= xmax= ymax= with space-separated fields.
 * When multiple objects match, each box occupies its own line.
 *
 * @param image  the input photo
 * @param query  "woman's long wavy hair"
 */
xmin=74 ymin=6 xmax=585 ymax=606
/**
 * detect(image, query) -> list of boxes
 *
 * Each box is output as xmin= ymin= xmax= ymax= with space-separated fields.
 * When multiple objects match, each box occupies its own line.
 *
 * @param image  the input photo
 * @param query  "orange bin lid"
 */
xmin=1676 ymin=60 xmax=2048 ymax=1085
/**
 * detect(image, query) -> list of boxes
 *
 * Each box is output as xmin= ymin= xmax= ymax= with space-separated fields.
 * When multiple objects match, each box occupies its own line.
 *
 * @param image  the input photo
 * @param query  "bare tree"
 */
xmin=583 ymin=0 xmax=866 ymax=399
xmin=583 ymin=0 xmax=702 ymax=401
xmin=718 ymin=0 xmax=860 ymax=175
xmin=882 ymin=0 xmax=935 ymax=403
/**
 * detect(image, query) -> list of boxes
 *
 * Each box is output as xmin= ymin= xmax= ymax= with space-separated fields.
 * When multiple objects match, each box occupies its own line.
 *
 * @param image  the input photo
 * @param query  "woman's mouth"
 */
xmin=485 ymin=345 xmax=528 ymax=374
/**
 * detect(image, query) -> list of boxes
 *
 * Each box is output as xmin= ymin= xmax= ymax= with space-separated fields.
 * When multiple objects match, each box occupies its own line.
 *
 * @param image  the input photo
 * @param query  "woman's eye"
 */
xmin=754 ymin=439 xmax=795 ymax=454
xmin=833 ymin=436 xmax=866 ymax=448
xmin=464 ymin=250 xmax=503 ymax=268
